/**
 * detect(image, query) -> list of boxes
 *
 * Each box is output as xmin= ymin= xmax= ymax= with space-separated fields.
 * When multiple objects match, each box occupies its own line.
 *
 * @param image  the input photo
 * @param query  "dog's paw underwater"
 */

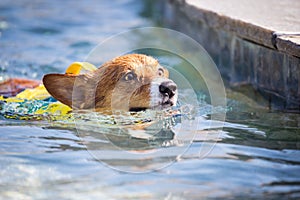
xmin=0 ymin=54 xmax=181 ymax=142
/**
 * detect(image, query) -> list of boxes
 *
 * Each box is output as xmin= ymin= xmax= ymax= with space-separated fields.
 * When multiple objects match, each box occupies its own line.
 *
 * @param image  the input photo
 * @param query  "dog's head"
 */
xmin=43 ymin=54 xmax=178 ymax=112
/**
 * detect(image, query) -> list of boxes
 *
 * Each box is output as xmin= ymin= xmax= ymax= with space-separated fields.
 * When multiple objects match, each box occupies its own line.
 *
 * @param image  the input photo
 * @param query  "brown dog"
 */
xmin=43 ymin=54 xmax=178 ymax=113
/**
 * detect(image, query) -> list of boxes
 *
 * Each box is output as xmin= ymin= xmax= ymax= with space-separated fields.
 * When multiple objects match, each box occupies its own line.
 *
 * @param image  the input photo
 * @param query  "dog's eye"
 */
xmin=123 ymin=72 xmax=135 ymax=81
xmin=158 ymin=68 xmax=164 ymax=77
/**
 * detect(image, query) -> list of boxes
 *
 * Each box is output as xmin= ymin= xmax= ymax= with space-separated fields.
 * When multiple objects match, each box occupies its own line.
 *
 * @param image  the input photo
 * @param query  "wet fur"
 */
xmin=43 ymin=54 xmax=174 ymax=113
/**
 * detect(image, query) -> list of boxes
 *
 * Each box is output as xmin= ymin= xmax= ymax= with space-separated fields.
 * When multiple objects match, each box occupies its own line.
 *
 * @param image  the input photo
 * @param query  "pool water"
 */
xmin=1 ymin=0 xmax=300 ymax=199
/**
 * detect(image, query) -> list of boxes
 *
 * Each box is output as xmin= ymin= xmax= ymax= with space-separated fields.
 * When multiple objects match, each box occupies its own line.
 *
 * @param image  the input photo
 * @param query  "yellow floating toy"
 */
xmin=0 ymin=62 xmax=97 ymax=119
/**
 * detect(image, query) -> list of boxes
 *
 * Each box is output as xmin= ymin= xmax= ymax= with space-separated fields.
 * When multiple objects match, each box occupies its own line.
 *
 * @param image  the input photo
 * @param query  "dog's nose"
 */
xmin=159 ymin=81 xmax=177 ymax=98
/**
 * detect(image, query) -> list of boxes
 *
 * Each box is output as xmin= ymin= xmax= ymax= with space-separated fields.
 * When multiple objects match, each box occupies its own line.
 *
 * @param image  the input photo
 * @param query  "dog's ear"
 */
xmin=43 ymin=74 xmax=92 ymax=109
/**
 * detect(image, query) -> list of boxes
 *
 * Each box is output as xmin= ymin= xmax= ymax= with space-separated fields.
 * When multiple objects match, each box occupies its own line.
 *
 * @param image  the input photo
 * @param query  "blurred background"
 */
xmin=0 ymin=0 xmax=158 ymax=80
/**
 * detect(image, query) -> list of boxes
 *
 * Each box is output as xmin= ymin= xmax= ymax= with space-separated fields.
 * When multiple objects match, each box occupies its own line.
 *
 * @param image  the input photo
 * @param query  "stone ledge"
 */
xmin=158 ymin=0 xmax=300 ymax=112
xmin=275 ymin=34 xmax=300 ymax=58
xmin=179 ymin=0 xmax=300 ymax=58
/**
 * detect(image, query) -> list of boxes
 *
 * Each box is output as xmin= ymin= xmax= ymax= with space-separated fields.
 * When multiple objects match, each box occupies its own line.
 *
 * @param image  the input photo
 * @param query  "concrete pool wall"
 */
xmin=155 ymin=0 xmax=300 ymax=112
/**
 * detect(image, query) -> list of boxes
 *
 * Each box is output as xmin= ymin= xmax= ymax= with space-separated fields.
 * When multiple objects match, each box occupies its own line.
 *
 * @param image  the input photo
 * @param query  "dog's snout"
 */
xmin=159 ymin=81 xmax=177 ymax=98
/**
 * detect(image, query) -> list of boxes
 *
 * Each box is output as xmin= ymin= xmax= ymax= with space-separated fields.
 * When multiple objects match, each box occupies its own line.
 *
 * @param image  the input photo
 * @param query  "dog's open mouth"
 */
xmin=129 ymin=107 xmax=148 ymax=112
xmin=154 ymin=97 xmax=177 ymax=110
xmin=129 ymin=99 xmax=176 ymax=112
xmin=129 ymin=92 xmax=177 ymax=112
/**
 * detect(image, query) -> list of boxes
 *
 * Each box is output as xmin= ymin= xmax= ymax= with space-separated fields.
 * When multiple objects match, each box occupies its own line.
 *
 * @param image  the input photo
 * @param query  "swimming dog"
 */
xmin=43 ymin=54 xmax=178 ymax=113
